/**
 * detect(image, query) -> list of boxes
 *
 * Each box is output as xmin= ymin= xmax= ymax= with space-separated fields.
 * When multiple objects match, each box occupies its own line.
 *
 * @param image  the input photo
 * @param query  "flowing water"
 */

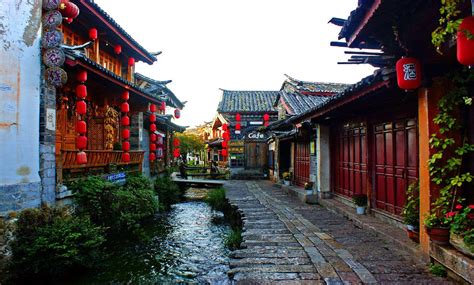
xmin=73 ymin=188 xmax=233 ymax=284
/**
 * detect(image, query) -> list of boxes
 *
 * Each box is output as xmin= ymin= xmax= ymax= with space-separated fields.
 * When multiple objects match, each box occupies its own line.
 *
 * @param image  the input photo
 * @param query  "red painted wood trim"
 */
xmin=347 ymin=0 xmax=382 ymax=47
xmin=295 ymin=80 xmax=389 ymax=123
xmin=280 ymin=97 xmax=293 ymax=115
xmin=79 ymin=0 xmax=155 ymax=64
xmin=74 ymin=60 xmax=161 ymax=104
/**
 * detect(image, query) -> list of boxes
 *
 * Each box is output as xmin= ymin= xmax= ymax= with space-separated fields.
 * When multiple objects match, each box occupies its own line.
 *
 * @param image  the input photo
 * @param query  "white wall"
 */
xmin=0 ymin=0 xmax=41 ymax=186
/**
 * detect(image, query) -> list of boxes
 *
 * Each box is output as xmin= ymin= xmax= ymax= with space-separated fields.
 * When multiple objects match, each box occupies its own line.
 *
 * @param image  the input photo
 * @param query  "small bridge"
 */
xmin=171 ymin=172 xmax=227 ymax=188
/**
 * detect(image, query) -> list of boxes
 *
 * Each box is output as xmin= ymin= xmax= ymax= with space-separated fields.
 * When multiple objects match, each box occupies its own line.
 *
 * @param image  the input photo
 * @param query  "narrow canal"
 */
xmin=73 ymin=188 xmax=233 ymax=284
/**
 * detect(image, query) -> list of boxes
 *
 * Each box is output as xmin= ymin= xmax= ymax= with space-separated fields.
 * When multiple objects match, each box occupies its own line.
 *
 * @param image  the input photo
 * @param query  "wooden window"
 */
xmin=99 ymin=51 xmax=121 ymax=75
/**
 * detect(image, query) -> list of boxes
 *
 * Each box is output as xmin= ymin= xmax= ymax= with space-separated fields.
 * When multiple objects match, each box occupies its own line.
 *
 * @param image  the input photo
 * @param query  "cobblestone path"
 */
xmin=225 ymin=181 xmax=452 ymax=285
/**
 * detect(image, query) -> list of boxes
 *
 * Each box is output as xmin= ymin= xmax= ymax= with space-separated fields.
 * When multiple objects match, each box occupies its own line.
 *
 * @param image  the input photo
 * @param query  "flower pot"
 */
xmin=427 ymin=227 xmax=450 ymax=245
xmin=450 ymin=233 xmax=474 ymax=258
xmin=406 ymin=224 xmax=418 ymax=232
xmin=356 ymin=206 xmax=365 ymax=215
xmin=406 ymin=228 xmax=420 ymax=243
xmin=283 ymin=180 xmax=290 ymax=186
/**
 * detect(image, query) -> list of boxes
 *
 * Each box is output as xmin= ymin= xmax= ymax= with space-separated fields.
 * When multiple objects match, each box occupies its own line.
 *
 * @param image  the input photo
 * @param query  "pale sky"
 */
xmin=95 ymin=0 xmax=375 ymax=128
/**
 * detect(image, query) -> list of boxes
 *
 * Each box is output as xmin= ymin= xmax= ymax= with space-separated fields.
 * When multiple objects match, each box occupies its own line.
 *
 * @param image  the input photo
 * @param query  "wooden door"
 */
xmin=56 ymin=108 xmax=76 ymax=151
xmin=373 ymin=119 xmax=418 ymax=216
xmin=245 ymin=142 xmax=268 ymax=169
xmin=88 ymin=118 xmax=105 ymax=150
xmin=333 ymin=123 xmax=367 ymax=197
xmin=294 ymin=141 xmax=310 ymax=186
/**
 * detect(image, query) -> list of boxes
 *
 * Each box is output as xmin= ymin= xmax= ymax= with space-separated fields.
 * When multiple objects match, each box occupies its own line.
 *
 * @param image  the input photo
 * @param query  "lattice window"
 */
xmin=99 ymin=51 xmax=120 ymax=75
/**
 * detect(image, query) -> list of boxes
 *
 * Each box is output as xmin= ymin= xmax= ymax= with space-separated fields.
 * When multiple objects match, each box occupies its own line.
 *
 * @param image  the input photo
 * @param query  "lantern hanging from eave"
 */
xmin=122 ymin=152 xmax=130 ymax=163
xmin=149 ymin=152 xmax=156 ymax=162
xmin=173 ymin=148 xmax=180 ymax=158
xmin=263 ymin=113 xmax=270 ymax=121
xmin=114 ymin=45 xmax=122 ymax=55
xmin=173 ymin=138 xmax=180 ymax=147
xmin=457 ymin=16 xmax=474 ymax=66
xmin=222 ymin=124 xmax=228 ymax=131
xmin=264 ymin=121 xmax=269 ymax=127
xmin=65 ymin=17 xmax=73 ymax=24
xmin=60 ymin=2 xmax=79 ymax=19
xmin=150 ymin=143 xmax=157 ymax=151
xmin=76 ymin=101 xmax=87 ymax=116
xmin=149 ymin=114 xmax=156 ymax=123
xmin=222 ymin=149 xmax=228 ymax=157
xmin=223 ymin=131 xmax=230 ymax=141
xmin=76 ymin=84 xmax=87 ymax=99
xmin=121 ymin=102 xmax=130 ymax=113
xmin=174 ymin=109 xmax=181 ymax=119
xmin=76 ymin=135 xmax=87 ymax=150
xmin=396 ymin=57 xmax=422 ymax=90
xmin=76 ymin=120 xmax=87 ymax=134
xmin=235 ymin=123 xmax=241 ymax=130
xmin=222 ymin=141 xmax=228 ymax=148
xmin=122 ymin=91 xmax=129 ymax=101
xmin=121 ymin=115 xmax=130 ymax=126
xmin=236 ymin=113 xmax=241 ymax=121
xmin=122 ymin=141 xmax=130 ymax=151
xmin=159 ymin=101 xmax=166 ymax=111
xmin=76 ymin=151 xmax=87 ymax=164
xmin=150 ymin=133 xmax=157 ymax=142
xmin=76 ymin=70 xmax=87 ymax=83
xmin=128 ymin=57 xmax=135 ymax=66
xmin=150 ymin=123 xmax=157 ymax=132
xmin=150 ymin=104 xmax=156 ymax=112
xmin=88 ymin=28 xmax=98 ymax=41
xmin=122 ymin=129 xmax=130 ymax=139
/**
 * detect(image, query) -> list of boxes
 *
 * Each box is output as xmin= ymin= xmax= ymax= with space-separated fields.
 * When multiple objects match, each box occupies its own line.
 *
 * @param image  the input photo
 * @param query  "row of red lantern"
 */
xmin=85 ymin=27 xmax=135 ymax=66
xmin=221 ymin=124 xmax=230 ymax=158
xmin=75 ymin=70 xmax=88 ymax=164
xmin=121 ymin=91 xmax=131 ymax=162
xmin=149 ymin=104 xmax=157 ymax=162
xmin=235 ymin=113 xmax=241 ymax=133
xmin=173 ymin=137 xmax=181 ymax=158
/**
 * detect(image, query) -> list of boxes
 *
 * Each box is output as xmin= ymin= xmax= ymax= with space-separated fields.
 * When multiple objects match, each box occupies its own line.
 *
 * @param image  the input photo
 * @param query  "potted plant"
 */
xmin=352 ymin=194 xmax=367 ymax=215
xmin=402 ymin=183 xmax=420 ymax=242
xmin=282 ymin=172 xmax=292 ymax=186
xmin=424 ymin=213 xmax=451 ymax=245
xmin=304 ymin=182 xmax=314 ymax=195
xmin=448 ymin=204 xmax=474 ymax=257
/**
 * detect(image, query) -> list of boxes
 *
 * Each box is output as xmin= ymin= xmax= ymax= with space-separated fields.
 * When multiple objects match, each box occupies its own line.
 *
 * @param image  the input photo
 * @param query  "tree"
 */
xmin=175 ymin=133 xmax=205 ymax=157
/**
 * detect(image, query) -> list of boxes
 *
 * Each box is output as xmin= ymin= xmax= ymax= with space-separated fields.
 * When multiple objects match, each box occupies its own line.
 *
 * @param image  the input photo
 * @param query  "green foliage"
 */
xmin=72 ymin=175 xmax=158 ymax=233
xmin=155 ymin=175 xmax=181 ymax=210
xmin=449 ymin=205 xmax=474 ymax=249
xmin=10 ymin=204 xmax=105 ymax=277
xmin=431 ymin=0 xmax=465 ymax=51
xmin=429 ymin=263 xmax=447 ymax=277
xmin=425 ymin=69 xmax=474 ymax=228
xmin=225 ymin=228 xmax=242 ymax=250
xmin=205 ymin=187 xmax=227 ymax=211
xmin=282 ymin=172 xmax=292 ymax=180
xmin=402 ymin=182 xmax=420 ymax=226
xmin=175 ymin=133 xmax=205 ymax=156
xmin=352 ymin=194 xmax=368 ymax=207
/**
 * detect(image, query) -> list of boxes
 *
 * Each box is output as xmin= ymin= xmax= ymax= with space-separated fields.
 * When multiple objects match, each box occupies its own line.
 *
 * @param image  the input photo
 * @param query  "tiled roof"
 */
xmin=82 ymin=0 xmax=156 ymax=63
xmin=217 ymin=90 xmax=279 ymax=113
xmin=280 ymin=91 xmax=330 ymax=115
xmin=135 ymin=73 xmax=185 ymax=109
xmin=283 ymin=75 xmax=349 ymax=94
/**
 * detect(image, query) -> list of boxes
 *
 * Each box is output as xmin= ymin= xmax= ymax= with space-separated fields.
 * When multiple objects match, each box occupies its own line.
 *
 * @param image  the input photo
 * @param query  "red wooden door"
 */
xmin=333 ymin=123 xmax=367 ymax=197
xmin=294 ymin=141 xmax=310 ymax=186
xmin=373 ymin=119 xmax=418 ymax=216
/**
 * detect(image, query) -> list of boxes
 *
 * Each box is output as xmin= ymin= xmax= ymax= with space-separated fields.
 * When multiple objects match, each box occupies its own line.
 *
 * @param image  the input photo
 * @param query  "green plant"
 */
xmin=402 ymin=182 xmax=420 ymax=226
xmin=431 ymin=0 xmax=465 ymax=52
xmin=10 ymin=204 xmax=105 ymax=277
xmin=448 ymin=204 xmax=474 ymax=251
xmin=304 ymin=182 xmax=314 ymax=190
xmin=282 ymin=172 xmax=292 ymax=180
xmin=426 ymin=68 xmax=474 ymax=228
xmin=113 ymin=142 xmax=122 ymax=150
xmin=352 ymin=194 xmax=367 ymax=207
xmin=205 ymin=187 xmax=227 ymax=211
xmin=429 ymin=263 xmax=447 ymax=277
xmin=225 ymin=228 xmax=242 ymax=250
xmin=155 ymin=175 xmax=181 ymax=210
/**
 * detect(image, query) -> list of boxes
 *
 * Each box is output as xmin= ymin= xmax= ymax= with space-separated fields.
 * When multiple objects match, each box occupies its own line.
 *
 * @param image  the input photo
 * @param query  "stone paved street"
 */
xmin=225 ymin=181 xmax=453 ymax=285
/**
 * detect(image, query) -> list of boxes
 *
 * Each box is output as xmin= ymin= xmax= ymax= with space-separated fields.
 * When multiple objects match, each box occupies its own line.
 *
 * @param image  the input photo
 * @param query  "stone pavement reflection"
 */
xmin=225 ymin=181 xmax=452 ymax=285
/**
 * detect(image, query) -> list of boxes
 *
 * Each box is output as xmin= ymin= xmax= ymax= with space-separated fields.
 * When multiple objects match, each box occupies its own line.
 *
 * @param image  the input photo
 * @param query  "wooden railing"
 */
xmin=61 ymin=150 xmax=144 ymax=170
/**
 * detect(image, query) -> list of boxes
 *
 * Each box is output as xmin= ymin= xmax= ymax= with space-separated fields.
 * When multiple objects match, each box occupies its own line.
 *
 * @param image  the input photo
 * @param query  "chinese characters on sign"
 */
xmin=46 ymin=108 xmax=56 ymax=131
xmin=403 ymin=63 xmax=417 ymax=80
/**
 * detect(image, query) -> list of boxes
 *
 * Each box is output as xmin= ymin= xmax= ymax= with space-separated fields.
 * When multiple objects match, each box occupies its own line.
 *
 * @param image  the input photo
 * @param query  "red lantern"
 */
xmin=457 ymin=16 xmax=474 ymax=66
xmin=222 ymin=141 xmax=228 ymax=148
xmin=122 ymin=152 xmax=130 ymax=163
xmin=174 ymin=109 xmax=181 ymax=119
xmin=76 ymin=84 xmax=87 ymax=99
xmin=150 ymin=134 xmax=157 ymax=142
xmin=122 ymin=128 xmax=130 ymax=139
xmin=264 ymin=121 xmax=269 ymax=127
xmin=150 ymin=123 xmax=157 ymax=132
xmin=149 ymin=114 xmax=156 ymax=122
xmin=76 ymin=101 xmax=86 ymax=115
xmin=236 ymin=113 xmax=241 ymax=121
xmin=222 ymin=149 xmax=228 ymax=157
xmin=121 ymin=102 xmax=130 ymax=113
xmin=263 ymin=113 xmax=270 ymax=121
xmin=223 ymin=131 xmax=230 ymax=141
xmin=150 ymin=143 xmax=157 ymax=151
xmin=149 ymin=152 xmax=156 ymax=162
xmin=88 ymin=28 xmax=98 ymax=41
xmin=60 ymin=2 xmax=79 ymax=19
xmin=173 ymin=138 xmax=180 ymax=147
xmin=160 ymin=101 xmax=166 ymax=111
xmin=121 ymin=115 xmax=130 ymax=126
xmin=150 ymin=104 xmax=156 ymax=112
xmin=114 ymin=45 xmax=122 ymax=55
xmin=222 ymin=124 xmax=228 ymax=131
xmin=65 ymin=18 xmax=73 ymax=24
xmin=76 ymin=120 xmax=87 ymax=134
xmin=76 ymin=135 xmax=87 ymax=149
xmin=76 ymin=151 xmax=87 ymax=164
xmin=235 ymin=123 xmax=241 ymax=130
xmin=128 ymin=57 xmax=135 ymax=66
xmin=122 ymin=91 xmax=129 ymax=101
xmin=396 ymin=57 xmax=422 ymax=90
xmin=76 ymin=71 xmax=87 ymax=83
xmin=173 ymin=148 xmax=180 ymax=158
xmin=122 ymin=141 xmax=130 ymax=151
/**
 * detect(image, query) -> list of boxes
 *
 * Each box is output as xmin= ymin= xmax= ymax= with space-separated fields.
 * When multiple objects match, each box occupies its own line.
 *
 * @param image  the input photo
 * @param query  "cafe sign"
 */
xmin=246 ymin=131 xmax=268 ymax=141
